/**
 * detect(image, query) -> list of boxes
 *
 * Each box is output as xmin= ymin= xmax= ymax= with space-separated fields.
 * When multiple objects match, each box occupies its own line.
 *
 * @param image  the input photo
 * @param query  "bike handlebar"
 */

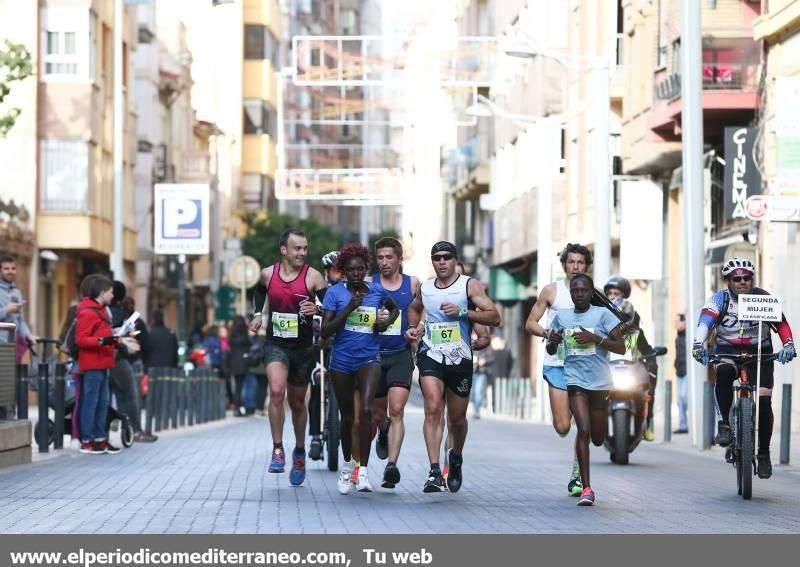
xmin=709 ymin=352 xmax=780 ymax=365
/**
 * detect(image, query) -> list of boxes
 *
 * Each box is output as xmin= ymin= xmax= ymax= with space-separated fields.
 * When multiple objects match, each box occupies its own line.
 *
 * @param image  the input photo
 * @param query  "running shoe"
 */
xmin=757 ymin=451 xmax=773 ymax=479
xmin=445 ymin=449 xmax=463 ymax=493
xmin=268 ymin=447 xmax=286 ymax=473
xmin=577 ymin=487 xmax=595 ymax=506
xmin=289 ymin=448 xmax=306 ymax=486
xmin=382 ymin=463 xmax=401 ymax=489
xmin=568 ymin=468 xmax=582 ymax=497
xmin=423 ymin=471 xmax=446 ymax=493
xmin=79 ymin=441 xmax=96 ymax=454
xmin=442 ymin=465 xmax=449 ymax=480
xmin=337 ymin=466 xmax=353 ymax=495
xmin=95 ymin=440 xmax=121 ymax=454
xmin=375 ymin=423 xmax=390 ymax=460
xmin=356 ymin=467 xmax=373 ymax=492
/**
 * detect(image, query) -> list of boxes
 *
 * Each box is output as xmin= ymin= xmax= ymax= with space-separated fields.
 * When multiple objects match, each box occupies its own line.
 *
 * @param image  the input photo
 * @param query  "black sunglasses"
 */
xmin=431 ymin=253 xmax=455 ymax=262
xmin=731 ymin=275 xmax=752 ymax=283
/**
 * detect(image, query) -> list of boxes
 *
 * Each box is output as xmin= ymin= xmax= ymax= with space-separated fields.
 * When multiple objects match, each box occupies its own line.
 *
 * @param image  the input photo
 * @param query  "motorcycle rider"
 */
xmin=603 ymin=276 xmax=659 ymax=441
xmin=692 ymin=257 xmax=796 ymax=479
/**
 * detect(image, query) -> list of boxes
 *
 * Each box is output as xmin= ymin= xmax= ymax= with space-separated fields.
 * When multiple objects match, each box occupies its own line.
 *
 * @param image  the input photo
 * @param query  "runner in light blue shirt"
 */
xmin=546 ymin=274 xmax=626 ymax=507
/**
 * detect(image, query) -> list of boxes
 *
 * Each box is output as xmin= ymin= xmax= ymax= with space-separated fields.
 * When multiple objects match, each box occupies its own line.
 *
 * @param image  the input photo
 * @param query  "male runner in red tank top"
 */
xmin=249 ymin=229 xmax=327 ymax=486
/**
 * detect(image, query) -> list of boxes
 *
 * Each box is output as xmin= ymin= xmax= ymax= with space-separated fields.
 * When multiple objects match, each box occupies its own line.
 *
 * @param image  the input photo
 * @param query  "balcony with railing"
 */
xmin=446 ymin=133 xmax=490 ymax=201
xmin=648 ymin=37 xmax=760 ymax=140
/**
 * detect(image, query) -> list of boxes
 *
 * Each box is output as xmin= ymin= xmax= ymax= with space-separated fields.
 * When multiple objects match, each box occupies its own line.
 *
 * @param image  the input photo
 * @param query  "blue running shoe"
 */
xmin=268 ymin=447 xmax=286 ymax=473
xmin=289 ymin=448 xmax=306 ymax=486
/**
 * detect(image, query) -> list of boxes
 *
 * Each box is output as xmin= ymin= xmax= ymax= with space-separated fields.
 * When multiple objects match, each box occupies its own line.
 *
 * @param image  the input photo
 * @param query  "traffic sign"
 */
xmin=154 ymin=184 xmax=210 ymax=255
xmin=228 ymin=256 xmax=261 ymax=289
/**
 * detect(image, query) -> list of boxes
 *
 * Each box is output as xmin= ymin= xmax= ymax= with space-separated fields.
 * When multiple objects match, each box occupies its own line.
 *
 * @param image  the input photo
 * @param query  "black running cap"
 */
xmin=430 ymin=241 xmax=458 ymax=257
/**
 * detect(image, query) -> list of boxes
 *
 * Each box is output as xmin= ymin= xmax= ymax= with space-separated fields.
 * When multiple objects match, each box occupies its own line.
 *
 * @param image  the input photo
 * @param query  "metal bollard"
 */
xmin=188 ymin=373 xmax=196 ymax=426
xmin=16 ymin=364 xmax=28 ymax=419
xmin=199 ymin=371 xmax=208 ymax=423
xmin=168 ymin=375 xmax=177 ymax=429
xmin=37 ymin=360 xmax=50 ymax=453
xmin=664 ymin=379 xmax=672 ymax=443
xmin=53 ymin=364 xmax=66 ymax=449
xmin=780 ymin=383 xmax=792 ymax=465
xmin=178 ymin=374 xmax=186 ymax=427
xmin=144 ymin=368 xmax=157 ymax=435
xmin=703 ymin=382 xmax=714 ymax=450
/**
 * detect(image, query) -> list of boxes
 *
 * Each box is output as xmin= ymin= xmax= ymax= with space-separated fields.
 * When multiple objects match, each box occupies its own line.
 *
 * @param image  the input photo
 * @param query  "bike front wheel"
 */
xmin=737 ymin=397 xmax=755 ymax=500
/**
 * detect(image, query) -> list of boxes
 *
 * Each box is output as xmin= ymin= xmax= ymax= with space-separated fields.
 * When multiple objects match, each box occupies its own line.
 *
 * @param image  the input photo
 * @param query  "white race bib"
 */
xmin=380 ymin=309 xmax=402 ymax=336
xmin=271 ymin=312 xmax=299 ymax=338
xmin=429 ymin=321 xmax=462 ymax=352
xmin=345 ymin=306 xmax=377 ymax=333
xmin=564 ymin=327 xmax=596 ymax=357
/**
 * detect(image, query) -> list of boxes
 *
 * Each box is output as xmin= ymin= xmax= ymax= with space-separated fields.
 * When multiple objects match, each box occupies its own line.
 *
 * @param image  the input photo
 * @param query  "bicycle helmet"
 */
xmin=321 ymin=250 xmax=339 ymax=269
xmin=721 ymin=257 xmax=755 ymax=278
xmin=603 ymin=275 xmax=631 ymax=299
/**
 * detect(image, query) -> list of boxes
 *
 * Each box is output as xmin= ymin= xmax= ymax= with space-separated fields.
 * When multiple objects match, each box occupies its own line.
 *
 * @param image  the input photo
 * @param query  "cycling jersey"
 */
xmin=695 ymin=287 xmax=793 ymax=352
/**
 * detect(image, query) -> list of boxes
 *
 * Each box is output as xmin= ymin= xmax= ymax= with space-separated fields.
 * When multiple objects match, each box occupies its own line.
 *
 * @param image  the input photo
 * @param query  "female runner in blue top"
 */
xmin=321 ymin=243 xmax=399 ymax=494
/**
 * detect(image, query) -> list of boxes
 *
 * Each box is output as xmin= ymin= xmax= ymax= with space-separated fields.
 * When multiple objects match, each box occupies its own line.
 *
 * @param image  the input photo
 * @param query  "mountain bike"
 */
xmin=709 ymin=352 xmax=779 ymax=500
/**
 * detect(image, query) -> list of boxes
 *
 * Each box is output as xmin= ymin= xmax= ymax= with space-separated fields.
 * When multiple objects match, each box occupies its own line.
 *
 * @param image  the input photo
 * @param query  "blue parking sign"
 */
xmin=154 ymin=184 xmax=210 ymax=255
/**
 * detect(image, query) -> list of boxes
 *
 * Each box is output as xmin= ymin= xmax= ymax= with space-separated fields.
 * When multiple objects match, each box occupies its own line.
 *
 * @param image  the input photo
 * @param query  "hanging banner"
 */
xmin=619 ymin=179 xmax=663 ymax=280
xmin=723 ymin=127 xmax=762 ymax=219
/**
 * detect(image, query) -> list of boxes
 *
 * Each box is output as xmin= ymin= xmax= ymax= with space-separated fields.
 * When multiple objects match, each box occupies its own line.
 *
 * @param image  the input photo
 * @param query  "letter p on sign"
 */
xmin=163 ymin=199 xmax=201 ymax=238
xmin=154 ymin=184 xmax=210 ymax=255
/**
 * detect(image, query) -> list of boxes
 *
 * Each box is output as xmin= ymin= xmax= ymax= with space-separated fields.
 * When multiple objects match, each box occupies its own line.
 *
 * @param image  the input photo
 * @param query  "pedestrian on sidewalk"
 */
xmin=108 ymin=284 xmax=156 ymax=443
xmin=121 ymin=296 xmax=157 ymax=442
xmin=674 ymin=314 xmax=688 ymax=434
xmin=145 ymin=310 xmax=179 ymax=369
xmin=75 ymin=274 xmax=124 ymax=455
xmin=0 ymin=255 xmax=39 ymax=361
xmin=228 ymin=315 xmax=253 ymax=416
xmin=546 ymin=274 xmax=627 ymax=506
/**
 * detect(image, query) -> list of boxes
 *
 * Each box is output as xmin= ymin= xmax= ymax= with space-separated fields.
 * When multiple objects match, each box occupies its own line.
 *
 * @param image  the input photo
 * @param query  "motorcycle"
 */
xmin=605 ymin=346 xmax=667 ymax=465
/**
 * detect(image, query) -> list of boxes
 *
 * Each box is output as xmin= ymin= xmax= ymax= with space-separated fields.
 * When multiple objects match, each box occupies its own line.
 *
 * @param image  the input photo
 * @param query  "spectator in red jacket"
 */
xmin=75 ymin=274 xmax=121 ymax=455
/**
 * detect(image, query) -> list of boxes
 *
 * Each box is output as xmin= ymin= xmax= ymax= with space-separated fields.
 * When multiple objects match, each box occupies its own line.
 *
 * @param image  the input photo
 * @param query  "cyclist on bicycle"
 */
xmin=692 ymin=257 xmax=796 ymax=478
xmin=308 ymin=250 xmax=341 ymax=460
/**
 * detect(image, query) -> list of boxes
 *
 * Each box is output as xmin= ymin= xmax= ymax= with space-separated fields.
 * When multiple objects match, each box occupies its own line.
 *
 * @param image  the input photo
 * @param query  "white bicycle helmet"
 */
xmin=721 ymin=257 xmax=755 ymax=278
xmin=321 ymin=250 xmax=339 ymax=268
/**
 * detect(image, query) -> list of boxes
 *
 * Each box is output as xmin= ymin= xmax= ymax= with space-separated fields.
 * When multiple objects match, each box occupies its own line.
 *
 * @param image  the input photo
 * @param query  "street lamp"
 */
xmin=504 ymin=33 xmax=613 ymax=286
xmin=465 ymin=94 xmax=542 ymax=126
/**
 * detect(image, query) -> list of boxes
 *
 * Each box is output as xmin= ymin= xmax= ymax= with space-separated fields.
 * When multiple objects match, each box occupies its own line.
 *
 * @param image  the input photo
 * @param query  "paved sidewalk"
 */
xmin=2 ymin=402 xmax=800 ymax=534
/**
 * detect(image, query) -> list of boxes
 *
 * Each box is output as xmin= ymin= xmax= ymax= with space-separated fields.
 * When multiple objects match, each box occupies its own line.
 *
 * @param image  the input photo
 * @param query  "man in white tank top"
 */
xmin=525 ymin=243 xmax=593 ymax=497
xmin=405 ymin=241 xmax=501 ymax=494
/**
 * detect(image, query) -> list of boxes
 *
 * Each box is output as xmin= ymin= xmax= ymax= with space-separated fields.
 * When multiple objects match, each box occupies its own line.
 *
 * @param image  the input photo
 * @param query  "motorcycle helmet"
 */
xmin=720 ymin=257 xmax=755 ymax=278
xmin=604 ymin=275 xmax=631 ymax=299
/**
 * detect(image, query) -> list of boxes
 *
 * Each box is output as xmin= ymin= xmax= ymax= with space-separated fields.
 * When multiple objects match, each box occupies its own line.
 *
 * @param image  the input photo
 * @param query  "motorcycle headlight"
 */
xmin=611 ymin=369 xmax=638 ymax=390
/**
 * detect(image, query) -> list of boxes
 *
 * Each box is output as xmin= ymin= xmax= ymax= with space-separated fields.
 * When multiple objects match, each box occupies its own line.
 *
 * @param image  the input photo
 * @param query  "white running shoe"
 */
xmin=338 ymin=465 xmax=353 ymax=495
xmin=356 ymin=467 xmax=373 ymax=492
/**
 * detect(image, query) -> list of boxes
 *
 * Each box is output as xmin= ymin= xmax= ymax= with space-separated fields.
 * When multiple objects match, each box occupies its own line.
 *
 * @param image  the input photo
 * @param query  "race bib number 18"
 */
xmin=345 ymin=306 xmax=377 ymax=333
